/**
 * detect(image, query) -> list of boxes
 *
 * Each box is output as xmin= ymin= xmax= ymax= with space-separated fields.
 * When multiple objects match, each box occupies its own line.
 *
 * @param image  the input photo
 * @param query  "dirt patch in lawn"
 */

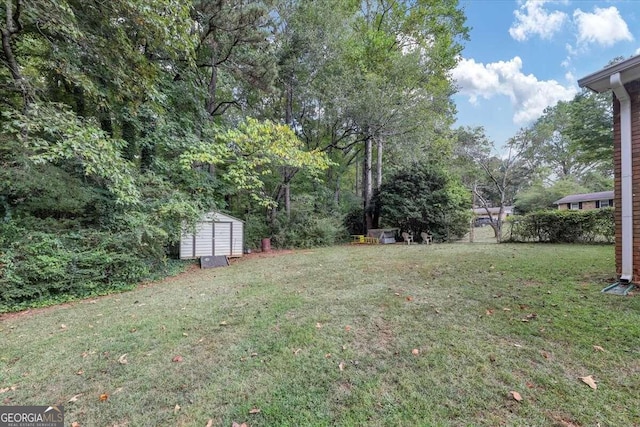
xmin=233 ymin=249 xmax=296 ymax=261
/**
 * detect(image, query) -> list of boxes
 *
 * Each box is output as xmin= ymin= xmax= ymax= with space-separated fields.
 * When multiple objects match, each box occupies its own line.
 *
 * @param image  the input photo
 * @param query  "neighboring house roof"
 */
xmin=553 ymin=191 xmax=614 ymax=205
xmin=472 ymin=206 xmax=514 ymax=216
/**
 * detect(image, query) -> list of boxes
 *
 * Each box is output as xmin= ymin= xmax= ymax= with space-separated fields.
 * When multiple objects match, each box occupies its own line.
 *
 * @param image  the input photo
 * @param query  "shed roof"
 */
xmin=553 ymin=191 xmax=614 ymax=205
xmin=202 ymin=211 xmax=245 ymax=223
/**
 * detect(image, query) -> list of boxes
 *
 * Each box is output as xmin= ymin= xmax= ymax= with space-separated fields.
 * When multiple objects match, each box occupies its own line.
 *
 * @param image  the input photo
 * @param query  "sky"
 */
xmin=452 ymin=0 xmax=640 ymax=147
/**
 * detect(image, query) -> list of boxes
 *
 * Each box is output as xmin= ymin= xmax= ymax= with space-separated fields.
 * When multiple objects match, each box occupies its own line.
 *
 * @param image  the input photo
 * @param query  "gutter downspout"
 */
xmin=610 ymin=73 xmax=633 ymax=282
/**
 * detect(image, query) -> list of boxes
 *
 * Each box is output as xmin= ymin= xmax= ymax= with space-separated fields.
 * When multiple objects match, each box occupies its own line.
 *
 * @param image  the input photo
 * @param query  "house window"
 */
xmin=570 ymin=202 xmax=580 ymax=210
xmin=598 ymin=199 xmax=610 ymax=208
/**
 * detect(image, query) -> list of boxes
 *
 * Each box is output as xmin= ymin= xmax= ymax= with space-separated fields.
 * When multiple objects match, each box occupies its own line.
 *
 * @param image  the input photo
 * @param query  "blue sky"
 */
xmin=452 ymin=0 xmax=640 ymax=147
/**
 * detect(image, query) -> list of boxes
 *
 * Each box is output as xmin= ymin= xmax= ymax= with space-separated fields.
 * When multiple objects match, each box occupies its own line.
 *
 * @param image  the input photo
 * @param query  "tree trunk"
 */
xmin=470 ymin=182 xmax=476 ymax=243
xmin=285 ymin=81 xmax=293 ymax=126
xmin=283 ymin=179 xmax=290 ymax=218
xmin=206 ymin=44 xmax=218 ymax=116
xmin=363 ymin=136 xmax=373 ymax=231
xmin=1 ymin=0 xmax=31 ymax=112
xmin=376 ymin=137 xmax=383 ymax=190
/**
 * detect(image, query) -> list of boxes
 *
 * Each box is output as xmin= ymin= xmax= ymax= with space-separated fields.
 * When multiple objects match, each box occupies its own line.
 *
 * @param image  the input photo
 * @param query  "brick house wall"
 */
xmin=557 ymin=200 xmax=611 ymax=211
xmin=613 ymin=80 xmax=640 ymax=279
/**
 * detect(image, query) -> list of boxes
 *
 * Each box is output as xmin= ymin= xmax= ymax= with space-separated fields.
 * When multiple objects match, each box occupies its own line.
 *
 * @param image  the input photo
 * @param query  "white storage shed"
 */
xmin=180 ymin=211 xmax=244 ymax=259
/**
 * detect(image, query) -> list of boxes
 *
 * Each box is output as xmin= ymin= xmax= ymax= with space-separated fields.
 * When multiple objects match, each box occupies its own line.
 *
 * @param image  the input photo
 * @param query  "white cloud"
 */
xmin=635 ymin=47 xmax=640 ymax=56
xmin=564 ymin=71 xmax=575 ymax=82
xmin=509 ymin=0 xmax=567 ymax=41
xmin=452 ymin=56 xmax=577 ymax=125
xmin=573 ymin=6 xmax=633 ymax=47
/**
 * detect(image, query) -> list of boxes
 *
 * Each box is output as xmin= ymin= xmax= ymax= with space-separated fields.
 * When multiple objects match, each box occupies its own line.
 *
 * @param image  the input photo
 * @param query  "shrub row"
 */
xmin=0 ymin=223 xmax=183 ymax=312
xmin=507 ymin=208 xmax=614 ymax=243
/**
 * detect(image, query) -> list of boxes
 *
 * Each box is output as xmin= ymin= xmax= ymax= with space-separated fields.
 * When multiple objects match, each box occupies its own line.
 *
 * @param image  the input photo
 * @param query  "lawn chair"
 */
xmin=420 ymin=231 xmax=433 ymax=245
xmin=401 ymin=232 xmax=413 ymax=245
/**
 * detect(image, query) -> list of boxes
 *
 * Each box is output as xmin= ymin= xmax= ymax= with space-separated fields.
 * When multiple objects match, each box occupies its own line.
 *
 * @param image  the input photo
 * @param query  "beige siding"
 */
xmin=180 ymin=211 xmax=244 ymax=259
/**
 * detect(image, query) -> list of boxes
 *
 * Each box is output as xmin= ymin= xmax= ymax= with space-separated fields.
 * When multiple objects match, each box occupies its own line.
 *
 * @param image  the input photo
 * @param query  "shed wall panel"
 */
xmin=180 ymin=231 xmax=194 ymax=258
xmin=194 ymin=222 xmax=214 ymax=257
xmin=232 ymin=222 xmax=243 ymax=256
xmin=214 ymin=222 xmax=232 ymax=256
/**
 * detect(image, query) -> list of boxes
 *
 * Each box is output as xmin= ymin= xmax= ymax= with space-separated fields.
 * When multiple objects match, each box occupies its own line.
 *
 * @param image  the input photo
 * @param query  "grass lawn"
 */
xmin=1 ymin=240 xmax=639 ymax=426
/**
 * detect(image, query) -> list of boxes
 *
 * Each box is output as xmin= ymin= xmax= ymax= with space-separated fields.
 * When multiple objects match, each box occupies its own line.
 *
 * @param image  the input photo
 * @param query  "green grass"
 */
xmin=1 ymin=242 xmax=639 ymax=426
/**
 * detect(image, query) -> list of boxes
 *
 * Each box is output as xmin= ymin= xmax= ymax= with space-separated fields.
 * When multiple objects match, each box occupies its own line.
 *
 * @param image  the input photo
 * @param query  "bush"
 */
xmin=508 ymin=208 xmax=614 ymax=243
xmin=244 ymin=213 xmax=271 ymax=250
xmin=268 ymin=195 xmax=348 ymax=249
xmin=0 ymin=221 xmax=176 ymax=312
xmin=374 ymin=163 xmax=471 ymax=241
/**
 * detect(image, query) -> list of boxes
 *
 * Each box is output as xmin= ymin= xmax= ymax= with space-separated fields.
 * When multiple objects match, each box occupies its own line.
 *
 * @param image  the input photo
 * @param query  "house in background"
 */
xmin=553 ymin=191 xmax=614 ymax=211
xmin=472 ymin=206 xmax=514 ymax=226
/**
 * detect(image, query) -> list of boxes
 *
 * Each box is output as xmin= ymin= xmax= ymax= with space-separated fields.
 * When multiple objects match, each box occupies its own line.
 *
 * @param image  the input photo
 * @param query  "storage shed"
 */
xmin=180 ymin=212 xmax=244 ymax=259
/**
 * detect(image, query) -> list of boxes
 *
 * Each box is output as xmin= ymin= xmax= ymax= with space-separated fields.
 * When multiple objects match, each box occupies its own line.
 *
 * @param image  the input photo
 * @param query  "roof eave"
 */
xmin=578 ymin=55 xmax=640 ymax=93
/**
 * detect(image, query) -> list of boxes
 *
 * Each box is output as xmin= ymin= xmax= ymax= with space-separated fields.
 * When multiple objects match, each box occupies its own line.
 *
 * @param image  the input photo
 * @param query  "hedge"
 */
xmin=507 ymin=208 xmax=614 ymax=243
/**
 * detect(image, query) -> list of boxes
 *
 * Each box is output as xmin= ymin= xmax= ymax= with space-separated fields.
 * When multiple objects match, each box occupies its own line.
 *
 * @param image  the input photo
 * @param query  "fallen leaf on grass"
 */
xmin=249 ymin=408 xmax=261 ymax=414
xmin=485 ymin=309 xmax=494 ymax=316
xmin=76 ymin=369 xmax=84 ymax=375
xmin=593 ymin=345 xmax=606 ymax=352
xmin=339 ymin=362 xmax=345 ymax=371
xmin=232 ymin=423 xmax=248 ymax=427
xmin=60 ymin=324 xmax=67 ymax=330
xmin=118 ymin=354 xmax=128 ymax=365
xmin=0 ymin=386 xmax=16 ymax=394
xmin=394 ymin=292 xmax=400 ymax=296
xmin=580 ymin=375 xmax=597 ymax=389
xmin=541 ymin=351 xmax=550 ymax=359
xmin=174 ymin=404 xmax=181 ymax=414
xmin=509 ymin=391 xmax=523 ymax=402
xmin=172 ymin=355 xmax=183 ymax=363
xmin=99 ymin=393 xmax=109 ymax=401
xmin=71 ymin=422 xmax=80 ymax=427
xmin=345 ymin=325 xmax=351 ymax=332
xmin=293 ymin=348 xmax=302 ymax=355
xmin=503 ymin=308 xmax=511 ymax=311
xmin=205 ymin=420 xmax=213 ymax=427
xmin=219 ymin=321 xmax=228 ymax=326
xmin=325 ymin=353 xmax=332 ymax=358
xmin=315 ymin=322 xmax=322 ymax=329
xmin=68 ymin=394 xmax=83 ymax=403
xmin=411 ymin=349 xmax=420 ymax=356
xmin=406 ymin=296 xmax=414 ymax=302
xmin=526 ymin=382 xmax=535 ymax=389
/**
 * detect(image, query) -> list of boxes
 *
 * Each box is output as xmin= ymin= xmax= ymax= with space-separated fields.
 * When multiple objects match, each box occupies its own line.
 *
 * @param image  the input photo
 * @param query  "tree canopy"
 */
xmin=1 ymin=0 xmax=472 ymax=310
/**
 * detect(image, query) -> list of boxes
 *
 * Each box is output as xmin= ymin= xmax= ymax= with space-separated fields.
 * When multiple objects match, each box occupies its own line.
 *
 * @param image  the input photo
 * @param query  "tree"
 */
xmin=193 ymin=0 xmax=276 ymax=118
xmin=178 ymin=118 xmax=334 ymax=208
xmin=510 ymin=91 xmax=613 ymax=183
xmin=374 ymin=163 xmax=470 ymax=241
xmin=453 ymin=126 xmax=529 ymax=243
xmin=566 ymin=89 xmax=613 ymax=172
xmin=514 ymin=179 xmax=589 ymax=214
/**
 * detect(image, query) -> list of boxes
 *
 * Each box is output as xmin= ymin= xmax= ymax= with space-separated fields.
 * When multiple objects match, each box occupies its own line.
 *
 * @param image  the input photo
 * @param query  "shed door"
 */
xmin=194 ymin=222 xmax=214 ymax=257
xmin=214 ymin=222 xmax=232 ymax=256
